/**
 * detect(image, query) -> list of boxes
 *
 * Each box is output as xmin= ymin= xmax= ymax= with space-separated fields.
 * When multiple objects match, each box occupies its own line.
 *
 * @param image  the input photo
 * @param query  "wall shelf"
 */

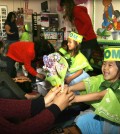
xmin=97 ymin=39 xmax=120 ymax=46
xmin=0 ymin=6 xmax=7 ymax=40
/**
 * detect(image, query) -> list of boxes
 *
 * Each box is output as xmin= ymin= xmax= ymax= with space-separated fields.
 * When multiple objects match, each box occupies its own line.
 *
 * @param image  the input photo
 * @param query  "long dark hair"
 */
xmin=6 ymin=12 xmax=16 ymax=22
xmin=34 ymin=38 xmax=55 ymax=61
xmin=60 ymin=0 xmax=75 ymax=23
xmin=68 ymin=40 xmax=80 ymax=57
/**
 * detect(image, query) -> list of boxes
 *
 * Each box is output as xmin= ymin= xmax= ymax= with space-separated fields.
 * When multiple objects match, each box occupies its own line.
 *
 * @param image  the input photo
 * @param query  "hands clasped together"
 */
xmin=44 ymin=85 xmax=75 ymax=111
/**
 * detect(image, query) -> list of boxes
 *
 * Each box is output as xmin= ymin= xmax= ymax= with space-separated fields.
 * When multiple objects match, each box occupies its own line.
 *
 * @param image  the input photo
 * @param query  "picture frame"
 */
xmin=93 ymin=0 xmax=120 ymax=46
xmin=44 ymin=31 xmax=58 ymax=40
xmin=44 ymin=31 xmax=64 ymax=40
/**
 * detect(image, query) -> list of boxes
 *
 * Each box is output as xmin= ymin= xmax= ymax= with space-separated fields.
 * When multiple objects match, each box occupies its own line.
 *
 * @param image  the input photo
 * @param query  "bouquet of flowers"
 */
xmin=43 ymin=52 xmax=68 ymax=87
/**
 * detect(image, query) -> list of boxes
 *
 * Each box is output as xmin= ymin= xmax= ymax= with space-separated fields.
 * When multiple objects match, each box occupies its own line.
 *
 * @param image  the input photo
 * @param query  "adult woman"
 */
xmin=4 ymin=12 xmax=19 ymax=53
xmin=5 ymin=38 xmax=55 ymax=82
xmin=60 ymin=0 xmax=101 ymax=61
xmin=0 ymin=81 xmax=75 ymax=134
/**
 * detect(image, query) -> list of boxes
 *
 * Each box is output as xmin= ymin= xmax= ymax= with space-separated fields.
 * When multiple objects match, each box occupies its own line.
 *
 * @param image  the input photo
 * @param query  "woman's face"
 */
xmin=11 ymin=15 xmax=16 ymax=22
xmin=102 ymin=61 xmax=119 ymax=82
xmin=67 ymin=38 xmax=76 ymax=50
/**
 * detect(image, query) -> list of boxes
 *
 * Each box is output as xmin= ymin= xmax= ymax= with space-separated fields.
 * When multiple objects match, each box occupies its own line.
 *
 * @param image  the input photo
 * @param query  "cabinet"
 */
xmin=0 ymin=6 xmax=7 ymax=40
xmin=32 ymin=13 xmax=62 ymax=50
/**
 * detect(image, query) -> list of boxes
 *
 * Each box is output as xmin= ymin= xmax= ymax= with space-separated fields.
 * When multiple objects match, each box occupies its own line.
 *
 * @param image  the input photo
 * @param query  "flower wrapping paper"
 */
xmin=43 ymin=52 xmax=68 ymax=86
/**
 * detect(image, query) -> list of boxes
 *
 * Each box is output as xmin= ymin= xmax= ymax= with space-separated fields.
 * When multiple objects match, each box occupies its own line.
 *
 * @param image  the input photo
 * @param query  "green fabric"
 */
xmin=94 ymin=88 xmax=120 ymax=124
xmin=80 ymin=74 xmax=104 ymax=106
xmin=20 ymin=32 xmax=31 ymax=41
xmin=80 ymin=74 xmax=120 ymax=124
xmin=81 ymin=74 xmax=104 ymax=94
xmin=68 ymin=51 xmax=93 ymax=73
xmin=59 ymin=48 xmax=67 ymax=55
xmin=58 ymin=47 xmax=71 ymax=67
xmin=45 ymin=54 xmax=68 ymax=86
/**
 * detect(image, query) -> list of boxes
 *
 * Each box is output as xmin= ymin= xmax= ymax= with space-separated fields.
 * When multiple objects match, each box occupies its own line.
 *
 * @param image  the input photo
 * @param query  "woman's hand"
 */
xmin=44 ymin=87 xmax=61 ymax=107
xmin=36 ymin=73 xmax=45 ymax=80
xmin=53 ymin=88 xmax=75 ymax=111
xmin=63 ymin=84 xmax=72 ymax=93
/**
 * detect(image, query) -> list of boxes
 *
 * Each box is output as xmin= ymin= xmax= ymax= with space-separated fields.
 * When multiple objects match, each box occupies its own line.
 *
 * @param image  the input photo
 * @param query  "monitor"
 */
xmin=41 ymin=1 xmax=48 ymax=12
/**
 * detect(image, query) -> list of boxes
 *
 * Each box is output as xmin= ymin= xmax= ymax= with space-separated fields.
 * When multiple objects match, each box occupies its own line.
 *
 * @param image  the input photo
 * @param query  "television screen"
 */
xmin=41 ymin=1 xmax=48 ymax=12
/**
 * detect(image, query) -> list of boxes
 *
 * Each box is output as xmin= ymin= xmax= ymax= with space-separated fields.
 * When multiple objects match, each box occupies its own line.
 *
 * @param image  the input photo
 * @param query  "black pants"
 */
xmin=5 ymin=56 xmax=37 ymax=83
xmin=81 ymin=38 xmax=102 ymax=61
xmin=5 ymin=56 xmax=16 ymax=78
xmin=0 ymin=72 xmax=26 ymax=99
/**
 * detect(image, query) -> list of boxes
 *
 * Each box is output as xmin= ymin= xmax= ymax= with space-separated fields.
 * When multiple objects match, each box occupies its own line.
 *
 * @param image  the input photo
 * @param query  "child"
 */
xmin=67 ymin=47 xmax=120 ymax=134
xmin=20 ymin=24 xmax=32 ymax=41
xmin=65 ymin=32 xmax=93 ymax=87
xmin=0 ymin=41 xmax=7 ymax=71
xmin=58 ymin=40 xmax=68 ymax=57
xmin=58 ymin=40 xmax=72 ymax=66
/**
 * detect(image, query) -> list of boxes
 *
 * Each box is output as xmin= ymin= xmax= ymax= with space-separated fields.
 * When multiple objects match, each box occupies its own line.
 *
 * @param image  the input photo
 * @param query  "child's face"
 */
xmin=67 ymin=38 xmax=77 ymax=51
xmin=102 ymin=61 xmax=119 ymax=82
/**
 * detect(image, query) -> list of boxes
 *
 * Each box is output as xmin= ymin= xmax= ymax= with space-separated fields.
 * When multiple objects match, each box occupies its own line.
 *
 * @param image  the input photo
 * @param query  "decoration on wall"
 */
xmin=102 ymin=0 xmax=114 ymax=31
xmin=95 ymin=0 xmax=120 ymax=40
xmin=24 ymin=0 xmax=33 ymax=20
xmin=14 ymin=8 xmax=24 ymax=26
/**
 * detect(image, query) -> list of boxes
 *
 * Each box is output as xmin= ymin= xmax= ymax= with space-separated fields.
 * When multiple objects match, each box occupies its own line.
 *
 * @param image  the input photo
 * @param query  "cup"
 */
xmin=112 ymin=31 xmax=118 ymax=40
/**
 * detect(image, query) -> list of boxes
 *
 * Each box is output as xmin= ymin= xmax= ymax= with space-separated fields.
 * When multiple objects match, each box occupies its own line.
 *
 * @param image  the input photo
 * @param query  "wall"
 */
xmin=94 ymin=0 xmax=120 ymax=33
xmin=0 ymin=0 xmax=57 ymax=14
xmin=0 ymin=0 xmax=94 ymax=38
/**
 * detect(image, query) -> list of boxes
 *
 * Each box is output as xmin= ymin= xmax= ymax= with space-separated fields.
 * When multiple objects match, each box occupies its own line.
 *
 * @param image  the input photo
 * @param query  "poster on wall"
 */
xmin=94 ymin=0 xmax=120 ymax=42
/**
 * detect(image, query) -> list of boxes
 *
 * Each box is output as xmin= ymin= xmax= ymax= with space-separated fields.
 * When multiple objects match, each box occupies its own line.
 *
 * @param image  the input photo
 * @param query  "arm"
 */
xmin=73 ymin=90 xmax=107 ymax=103
xmin=65 ymin=69 xmax=83 ymax=84
xmin=5 ymin=24 xmax=14 ymax=35
xmin=69 ymin=81 xmax=86 ymax=92
xmin=0 ymin=104 xmax=60 ymax=134
xmin=0 ymin=87 xmax=75 ymax=134
xmin=24 ymin=59 xmax=45 ymax=80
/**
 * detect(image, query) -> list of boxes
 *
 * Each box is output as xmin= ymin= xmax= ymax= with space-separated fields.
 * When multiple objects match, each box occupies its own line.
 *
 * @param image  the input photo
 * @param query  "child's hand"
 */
xmin=65 ymin=76 xmax=72 ymax=84
xmin=69 ymin=96 xmax=76 ymax=105
xmin=53 ymin=89 xmax=75 ymax=111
